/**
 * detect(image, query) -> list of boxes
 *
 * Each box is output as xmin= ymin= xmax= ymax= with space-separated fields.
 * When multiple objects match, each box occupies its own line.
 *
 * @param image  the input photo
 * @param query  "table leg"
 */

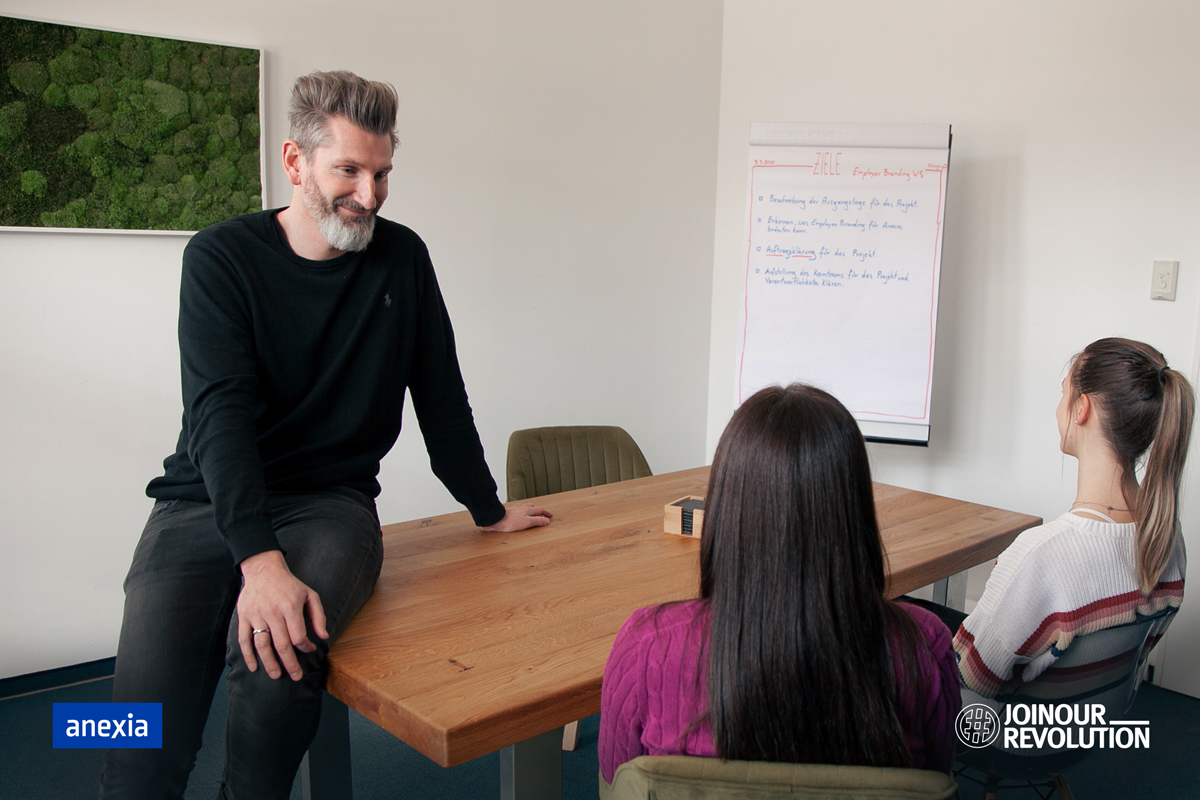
xmin=301 ymin=692 xmax=353 ymax=800
xmin=501 ymin=727 xmax=563 ymax=800
xmin=932 ymin=569 xmax=969 ymax=611
xmin=562 ymin=720 xmax=579 ymax=751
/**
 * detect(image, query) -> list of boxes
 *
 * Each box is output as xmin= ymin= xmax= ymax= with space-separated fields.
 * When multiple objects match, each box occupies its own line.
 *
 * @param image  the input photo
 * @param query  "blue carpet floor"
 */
xmin=1 ymin=668 xmax=1196 ymax=799
xmin=0 ymin=670 xmax=601 ymax=800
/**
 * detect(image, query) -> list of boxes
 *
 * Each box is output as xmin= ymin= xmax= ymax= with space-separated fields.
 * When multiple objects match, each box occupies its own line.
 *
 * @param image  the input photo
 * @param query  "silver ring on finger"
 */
xmin=252 ymin=628 xmax=269 ymax=636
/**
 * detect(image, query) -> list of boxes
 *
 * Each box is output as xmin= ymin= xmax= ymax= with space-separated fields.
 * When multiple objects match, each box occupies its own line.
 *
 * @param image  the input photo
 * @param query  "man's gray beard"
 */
xmin=305 ymin=182 xmax=376 ymax=253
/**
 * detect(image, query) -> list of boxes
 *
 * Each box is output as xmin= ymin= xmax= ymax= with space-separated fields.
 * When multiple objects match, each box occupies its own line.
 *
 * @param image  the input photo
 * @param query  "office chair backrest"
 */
xmin=961 ymin=606 xmax=1180 ymax=759
xmin=602 ymin=755 xmax=959 ymax=800
xmin=998 ymin=606 xmax=1177 ymax=715
xmin=506 ymin=425 xmax=652 ymax=502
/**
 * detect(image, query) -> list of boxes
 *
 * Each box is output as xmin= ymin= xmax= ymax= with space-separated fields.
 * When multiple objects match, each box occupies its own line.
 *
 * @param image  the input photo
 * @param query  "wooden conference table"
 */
xmin=301 ymin=467 xmax=1040 ymax=800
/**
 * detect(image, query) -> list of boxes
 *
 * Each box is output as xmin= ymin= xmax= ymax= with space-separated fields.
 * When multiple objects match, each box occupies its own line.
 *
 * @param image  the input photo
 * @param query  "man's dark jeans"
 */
xmin=99 ymin=489 xmax=384 ymax=800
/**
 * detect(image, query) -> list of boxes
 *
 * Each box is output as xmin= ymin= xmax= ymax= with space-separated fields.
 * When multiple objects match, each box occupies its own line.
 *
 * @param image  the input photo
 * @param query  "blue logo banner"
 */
xmin=53 ymin=703 xmax=162 ymax=748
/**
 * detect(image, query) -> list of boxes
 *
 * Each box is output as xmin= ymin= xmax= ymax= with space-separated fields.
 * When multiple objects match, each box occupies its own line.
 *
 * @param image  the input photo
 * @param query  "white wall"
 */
xmin=0 ymin=0 xmax=723 ymax=679
xmin=707 ymin=0 xmax=1200 ymax=696
xmin=1 ymin=232 xmax=185 ymax=675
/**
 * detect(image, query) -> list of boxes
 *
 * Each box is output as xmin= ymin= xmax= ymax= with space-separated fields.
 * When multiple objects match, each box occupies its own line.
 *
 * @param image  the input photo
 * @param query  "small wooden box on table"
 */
xmin=663 ymin=496 xmax=705 ymax=538
xmin=305 ymin=467 xmax=1040 ymax=800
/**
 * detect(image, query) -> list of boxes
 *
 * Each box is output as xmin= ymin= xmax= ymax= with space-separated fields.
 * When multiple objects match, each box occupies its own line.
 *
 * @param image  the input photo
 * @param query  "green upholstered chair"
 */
xmin=505 ymin=425 xmax=652 ymax=502
xmin=506 ymin=425 xmax=652 ymax=751
xmin=601 ymin=756 xmax=959 ymax=800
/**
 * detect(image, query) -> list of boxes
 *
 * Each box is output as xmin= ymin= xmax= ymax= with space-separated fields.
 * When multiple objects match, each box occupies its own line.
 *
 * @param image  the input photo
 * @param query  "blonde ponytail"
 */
xmin=1135 ymin=367 xmax=1194 ymax=592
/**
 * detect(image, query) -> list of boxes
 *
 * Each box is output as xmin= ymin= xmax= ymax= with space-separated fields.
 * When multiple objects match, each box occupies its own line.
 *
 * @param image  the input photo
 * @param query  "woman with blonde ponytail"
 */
xmin=952 ymin=338 xmax=1192 ymax=698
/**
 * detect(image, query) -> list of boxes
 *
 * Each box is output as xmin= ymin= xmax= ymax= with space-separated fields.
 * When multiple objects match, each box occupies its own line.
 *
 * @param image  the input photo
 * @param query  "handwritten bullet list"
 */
xmin=750 ymin=190 xmax=919 ymax=289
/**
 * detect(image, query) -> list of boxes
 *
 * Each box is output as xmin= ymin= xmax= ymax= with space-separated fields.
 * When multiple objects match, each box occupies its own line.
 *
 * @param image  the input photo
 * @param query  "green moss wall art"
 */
xmin=0 ymin=16 xmax=262 ymax=232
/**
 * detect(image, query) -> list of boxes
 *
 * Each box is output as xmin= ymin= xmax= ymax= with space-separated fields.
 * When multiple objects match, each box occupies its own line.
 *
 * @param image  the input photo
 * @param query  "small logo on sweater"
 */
xmin=384 ymin=293 xmax=392 ymax=308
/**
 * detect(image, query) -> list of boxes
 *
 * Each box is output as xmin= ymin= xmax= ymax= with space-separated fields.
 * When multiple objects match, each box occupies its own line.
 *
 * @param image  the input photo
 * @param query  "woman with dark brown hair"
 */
xmin=598 ymin=384 xmax=961 ymax=785
xmin=955 ymin=338 xmax=1192 ymax=696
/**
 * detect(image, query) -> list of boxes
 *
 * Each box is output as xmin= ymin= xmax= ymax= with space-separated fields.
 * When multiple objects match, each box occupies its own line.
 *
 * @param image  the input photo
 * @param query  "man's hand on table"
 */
xmin=236 ymin=549 xmax=328 ymax=681
xmin=481 ymin=503 xmax=553 ymax=532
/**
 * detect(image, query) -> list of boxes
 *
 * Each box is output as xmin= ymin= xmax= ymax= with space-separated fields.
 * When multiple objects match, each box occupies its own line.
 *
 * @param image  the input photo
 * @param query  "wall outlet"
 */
xmin=1152 ymin=260 xmax=1178 ymax=301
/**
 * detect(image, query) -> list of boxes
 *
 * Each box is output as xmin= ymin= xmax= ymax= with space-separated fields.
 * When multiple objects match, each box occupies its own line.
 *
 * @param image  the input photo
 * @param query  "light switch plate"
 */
xmin=1152 ymin=260 xmax=1178 ymax=301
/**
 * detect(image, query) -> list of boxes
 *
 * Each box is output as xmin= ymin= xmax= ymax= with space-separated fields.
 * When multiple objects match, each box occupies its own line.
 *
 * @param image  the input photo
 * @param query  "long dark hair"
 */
xmin=700 ymin=383 xmax=922 ymax=766
xmin=1068 ymin=338 xmax=1194 ymax=593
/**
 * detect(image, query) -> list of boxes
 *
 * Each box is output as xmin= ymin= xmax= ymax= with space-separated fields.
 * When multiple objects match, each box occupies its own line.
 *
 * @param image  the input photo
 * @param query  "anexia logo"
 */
xmin=955 ymin=702 xmax=1150 ymax=751
xmin=53 ymin=703 xmax=162 ymax=748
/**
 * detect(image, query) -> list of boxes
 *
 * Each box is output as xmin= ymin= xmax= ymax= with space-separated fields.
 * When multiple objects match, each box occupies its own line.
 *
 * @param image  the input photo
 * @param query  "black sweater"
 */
xmin=147 ymin=209 xmax=505 ymax=563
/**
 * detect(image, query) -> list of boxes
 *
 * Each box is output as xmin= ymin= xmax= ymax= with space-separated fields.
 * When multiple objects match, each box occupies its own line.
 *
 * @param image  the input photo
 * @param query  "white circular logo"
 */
xmin=955 ymin=703 xmax=1001 ymax=748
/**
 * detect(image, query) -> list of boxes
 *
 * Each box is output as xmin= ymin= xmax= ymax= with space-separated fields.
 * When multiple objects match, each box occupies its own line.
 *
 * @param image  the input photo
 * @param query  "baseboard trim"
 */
xmin=0 ymin=657 xmax=116 ymax=700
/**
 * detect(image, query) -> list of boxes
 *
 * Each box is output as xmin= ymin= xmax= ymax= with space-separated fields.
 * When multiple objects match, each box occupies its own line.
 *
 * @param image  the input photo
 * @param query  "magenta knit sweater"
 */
xmin=598 ymin=600 xmax=961 ymax=782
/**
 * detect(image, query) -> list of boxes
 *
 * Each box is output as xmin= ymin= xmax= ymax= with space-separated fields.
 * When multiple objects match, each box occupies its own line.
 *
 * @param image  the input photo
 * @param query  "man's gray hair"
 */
xmin=289 ymin=70 xmax=399 ymax=153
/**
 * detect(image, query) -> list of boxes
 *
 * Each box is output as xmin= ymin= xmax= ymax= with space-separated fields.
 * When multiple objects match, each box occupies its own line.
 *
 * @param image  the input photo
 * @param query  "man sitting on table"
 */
xmin=99 ymin=69 xmax=550 ymax=800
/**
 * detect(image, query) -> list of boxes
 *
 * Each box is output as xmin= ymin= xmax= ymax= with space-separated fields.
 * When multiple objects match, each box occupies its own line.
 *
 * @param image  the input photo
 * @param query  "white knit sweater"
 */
xmin=954 ymin=511 xmax=1185 ymax=698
